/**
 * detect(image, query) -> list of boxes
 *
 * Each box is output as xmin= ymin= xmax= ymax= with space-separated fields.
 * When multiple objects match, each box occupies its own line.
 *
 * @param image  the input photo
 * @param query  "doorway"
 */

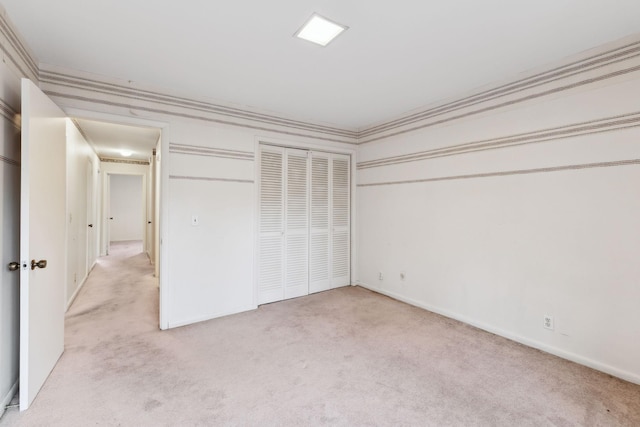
xmin=107 ymin=174 xmax=145 ymax=253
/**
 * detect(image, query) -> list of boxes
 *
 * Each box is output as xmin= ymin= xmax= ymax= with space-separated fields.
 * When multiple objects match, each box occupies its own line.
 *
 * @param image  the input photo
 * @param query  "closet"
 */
xmin=258 ymin=144 xmax=350 ymax=305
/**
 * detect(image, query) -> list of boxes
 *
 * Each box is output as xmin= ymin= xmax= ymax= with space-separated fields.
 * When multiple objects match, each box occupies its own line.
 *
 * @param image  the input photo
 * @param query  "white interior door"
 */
xmin=309 ymin=152 xmax=330 ymax=293
xmin=331 ymin=155 xmax=350 ymax=288
xmin=258 ymin=146 xmax=285 ymax=304
xmin=19 ymin=79 xmax=67 ymax=410
xmin=284 ymin=149 xmax=309 ymax=299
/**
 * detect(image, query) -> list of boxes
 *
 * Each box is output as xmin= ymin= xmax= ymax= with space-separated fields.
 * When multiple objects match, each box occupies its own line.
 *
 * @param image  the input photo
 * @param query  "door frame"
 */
xmin=253 ymin=136 xmax=357 ymax=308
xmin=62 ymin=107 xmax=170 ymax=330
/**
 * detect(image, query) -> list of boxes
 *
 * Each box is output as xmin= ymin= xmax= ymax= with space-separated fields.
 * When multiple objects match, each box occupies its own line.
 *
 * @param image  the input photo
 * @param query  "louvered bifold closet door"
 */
xmin=284 ymin=149 xmax=310 ymax=299
xmin=331 ymin=154 xmax=350 ymax=288
xmin=258 ymin=146 xmax=285 ymax=304
xmin=309 ymin=153 xmax=330 ymax=294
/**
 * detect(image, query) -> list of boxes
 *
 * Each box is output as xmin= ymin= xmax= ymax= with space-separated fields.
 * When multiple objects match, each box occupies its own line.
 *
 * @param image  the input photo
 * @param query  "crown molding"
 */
xmin=39 ymin=64 xmax=359 ymax=145
xmin=1 ymin=5 xmax=638 ymax=148
xmin=358 ymin=35 xmax=640 ymax=144
xmin=0 ymin=5 xmax=39 ymax=81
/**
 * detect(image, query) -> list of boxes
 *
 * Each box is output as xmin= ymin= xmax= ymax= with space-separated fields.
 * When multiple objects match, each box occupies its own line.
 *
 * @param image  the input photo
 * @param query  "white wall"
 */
xmin=357 ymin=37 xmax=640 ymax=384
xmin=65 ymin=120 xmax=100 ymax=309
xmin=109 ymin=174 xmax=144 ymax=242
xmin=0 ymin=56 xmax=22 ymax=417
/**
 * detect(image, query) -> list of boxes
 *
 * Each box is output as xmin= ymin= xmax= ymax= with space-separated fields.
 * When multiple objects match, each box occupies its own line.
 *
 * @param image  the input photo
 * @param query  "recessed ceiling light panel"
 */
xmin=295 ymin=13 xmax=348 ymax=47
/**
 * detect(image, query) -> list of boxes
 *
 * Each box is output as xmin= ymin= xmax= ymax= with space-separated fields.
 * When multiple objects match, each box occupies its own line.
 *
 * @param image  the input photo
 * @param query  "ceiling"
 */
xmin=73 ymin=118 xmax=160 ymax=162
xmin=3 ymin=1 xmax=640 ymax=130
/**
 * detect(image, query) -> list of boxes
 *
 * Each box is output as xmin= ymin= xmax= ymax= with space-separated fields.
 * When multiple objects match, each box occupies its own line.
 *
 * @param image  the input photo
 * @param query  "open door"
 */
xmin=19 ymin=79 xmax=67 ymax=410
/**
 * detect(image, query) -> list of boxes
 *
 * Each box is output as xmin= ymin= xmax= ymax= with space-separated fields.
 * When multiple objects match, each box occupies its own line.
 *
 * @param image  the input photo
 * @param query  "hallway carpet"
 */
xmin=2 ymin=242 xmax=640 ymax=426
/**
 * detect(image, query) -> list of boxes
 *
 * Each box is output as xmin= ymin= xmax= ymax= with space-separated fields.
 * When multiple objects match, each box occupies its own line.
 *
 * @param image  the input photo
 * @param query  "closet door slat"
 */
xmin=331 ymin=155 xmax=350 ymax=287
xmin=309 ymin=153 xmax=330 ymax=293
xmin=258 ymin=147 xmax=285 ymax=304
xmin=284 ymin=149 xmax=309 ymax=299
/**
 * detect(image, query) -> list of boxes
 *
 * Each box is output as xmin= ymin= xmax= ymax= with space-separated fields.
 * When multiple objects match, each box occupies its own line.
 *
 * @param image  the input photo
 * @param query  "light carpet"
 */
xmin=2 ymin=241 xmax=639 ymax=426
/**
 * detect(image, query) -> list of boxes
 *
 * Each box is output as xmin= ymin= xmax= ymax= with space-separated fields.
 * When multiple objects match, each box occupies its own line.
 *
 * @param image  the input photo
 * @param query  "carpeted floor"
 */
xmin=2 ymin=241 xmax=640 ymax=426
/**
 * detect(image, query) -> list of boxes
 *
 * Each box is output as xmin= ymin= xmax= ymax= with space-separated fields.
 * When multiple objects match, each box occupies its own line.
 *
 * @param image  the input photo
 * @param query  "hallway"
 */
xmin=1 ymin=241 xmax=160 ymax=425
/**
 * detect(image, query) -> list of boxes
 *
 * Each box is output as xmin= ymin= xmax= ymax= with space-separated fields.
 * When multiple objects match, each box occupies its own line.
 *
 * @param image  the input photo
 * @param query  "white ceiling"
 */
xmin=3 ymin=1 xmax=640 ymax=130
xmin=73 ymin=118 xmax=160 ymax=161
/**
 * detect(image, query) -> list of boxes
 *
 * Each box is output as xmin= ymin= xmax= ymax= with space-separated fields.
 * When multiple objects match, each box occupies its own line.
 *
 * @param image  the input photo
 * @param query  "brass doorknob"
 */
xmin=8 ymin=262 xmax=20 ymax=272
xmin=31 ymin=259 xmax=47 ymax=270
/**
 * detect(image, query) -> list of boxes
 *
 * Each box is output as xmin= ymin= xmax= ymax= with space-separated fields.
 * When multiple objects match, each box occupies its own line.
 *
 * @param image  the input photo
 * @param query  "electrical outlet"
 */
xmin=543 ymin=315 xmax=554 ymax=330
xmin=378 ymin=272 xmax=383 ymax=281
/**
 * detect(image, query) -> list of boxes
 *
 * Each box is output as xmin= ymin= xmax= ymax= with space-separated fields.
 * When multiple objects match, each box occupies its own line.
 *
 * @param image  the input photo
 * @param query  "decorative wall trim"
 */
xmin=3 ymin=6 xmax=637 ymax=150
xmin=169 ymin=175 xmax=254 ymax=184
xmin=0 ymin=8 xmax=38 ymax=81
xmin=37 ymin=37 xmax=640 ymax=147
xmin=0 ymin=97 xmax=18 ymax=126
xmin=358 ymin=112 xmax=640 ymax=170
xmin=0 ymin=97 xmax=19 ymax=166
xmin=100 ymin=157 xmax=149 ymax=166
xmin=40 ymin=68 xmax=358 ymax=144
xmin=358 ymin=40 xmax=640 ymax=144
xmin=169 ymin=143 xmax=254 ymax=161
xmin=0 ymin=154 xmax=19 ymax=166
xmin=358 ymin=159 xmax=640 ymax=187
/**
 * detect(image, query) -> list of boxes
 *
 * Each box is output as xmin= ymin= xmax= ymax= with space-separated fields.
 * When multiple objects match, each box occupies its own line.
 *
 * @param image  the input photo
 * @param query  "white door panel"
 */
xmin=331 ymin=155 xmax=350 ymax=288
xmin=309 ymin=153 xmax=330 ymax=293
xmin=258 ymin=145 xmax=350 ymax=303
xmin=284 ymin=149 xmax=308 ymax=299
xmin=19 ymin=79 xmax=66 ymax=410
xmin=258 ymin=146 xmax=284 ymax=304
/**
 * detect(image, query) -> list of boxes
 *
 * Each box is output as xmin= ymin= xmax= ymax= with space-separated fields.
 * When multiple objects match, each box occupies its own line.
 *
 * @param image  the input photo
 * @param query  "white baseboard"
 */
xmin=65 ymin=273 xmax=89 ymax=311
xmin=358 ymin=282 xmax=640 ymax=386
xmin=0 ymin=379 xmax=18 ymax=419
xmin=167 ymin=304 xmax=257 ymax=329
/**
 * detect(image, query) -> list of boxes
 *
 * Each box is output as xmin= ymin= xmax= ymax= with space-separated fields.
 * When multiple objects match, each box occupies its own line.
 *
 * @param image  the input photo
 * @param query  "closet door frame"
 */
xmin=255 ymin=139 xmax=356 ymax=306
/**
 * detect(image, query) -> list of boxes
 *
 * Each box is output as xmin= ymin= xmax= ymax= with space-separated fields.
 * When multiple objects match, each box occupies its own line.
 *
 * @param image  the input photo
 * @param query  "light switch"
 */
xmin=191 ymin=215 xmax=199 ymax=226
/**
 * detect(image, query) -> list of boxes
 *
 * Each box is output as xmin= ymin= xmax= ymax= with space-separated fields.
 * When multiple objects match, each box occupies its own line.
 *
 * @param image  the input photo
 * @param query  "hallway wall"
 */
xmin=65 ymin=120 xmax=100 ymax=309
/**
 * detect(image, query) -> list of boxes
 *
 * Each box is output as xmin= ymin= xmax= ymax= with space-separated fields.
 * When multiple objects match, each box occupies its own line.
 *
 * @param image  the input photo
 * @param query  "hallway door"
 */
xmin=19 ymin=79 xmax=66 ymax=410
